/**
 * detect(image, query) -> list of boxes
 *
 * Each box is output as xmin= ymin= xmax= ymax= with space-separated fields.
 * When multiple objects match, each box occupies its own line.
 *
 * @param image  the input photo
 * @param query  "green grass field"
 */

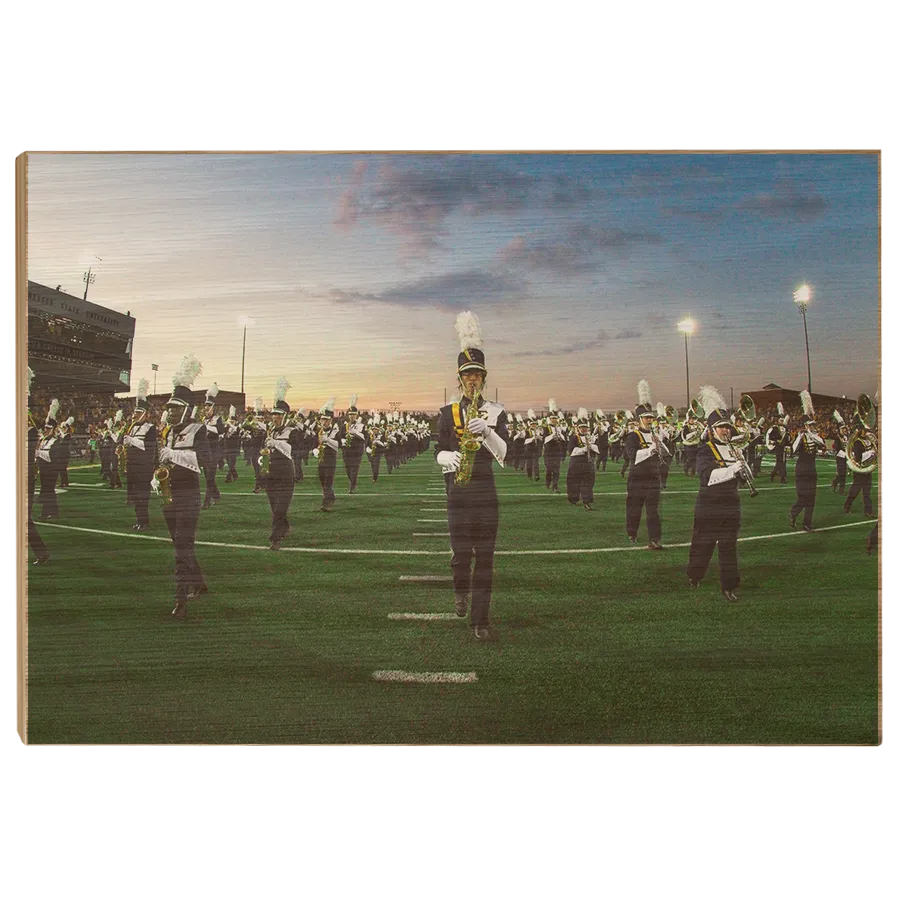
xmin=26 ymin=451 xmax=879 ymax=744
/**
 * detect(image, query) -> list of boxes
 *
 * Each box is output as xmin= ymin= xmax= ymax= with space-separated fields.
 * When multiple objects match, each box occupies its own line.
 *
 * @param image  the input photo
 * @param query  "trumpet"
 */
xmin=725 ymin=435 xmax=758 ymax=498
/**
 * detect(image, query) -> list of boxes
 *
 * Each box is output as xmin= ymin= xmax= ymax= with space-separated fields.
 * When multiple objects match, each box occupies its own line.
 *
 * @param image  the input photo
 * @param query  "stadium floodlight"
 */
xmin=677 ymin=317 xmax=696 ymax=409
xmin=792 ymin=284 xmax=813 ymax=392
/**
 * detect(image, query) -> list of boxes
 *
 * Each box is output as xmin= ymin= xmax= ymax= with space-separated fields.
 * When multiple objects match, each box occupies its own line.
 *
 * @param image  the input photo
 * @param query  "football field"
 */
xmin=26 ymin=452 xmax=879 ymax=744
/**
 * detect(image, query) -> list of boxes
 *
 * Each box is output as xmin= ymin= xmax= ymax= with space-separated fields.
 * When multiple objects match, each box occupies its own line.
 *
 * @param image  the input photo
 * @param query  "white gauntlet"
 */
xmin=436 ymin=450 xmax=462 ymax=473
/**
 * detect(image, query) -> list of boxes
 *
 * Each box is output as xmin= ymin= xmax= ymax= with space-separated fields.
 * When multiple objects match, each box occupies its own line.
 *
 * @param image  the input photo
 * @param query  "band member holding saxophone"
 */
xmin=313 ymin=398 xmax=339 ymax=512
xmin=264 ymin=377 xmax=299 ymax=550
xmin=223 ymin=406 xmax=242 ymax=483
xmin=624 ymin=381 xmax=665 ymax=550
xmin=155 ymin=355 xmax=211 ymax=620
xmin=789 ymin=391 xmax=825 ymax=532
xmin=435 ymin=311 xmax=508 ymax=640
xmin=687 ymin=389 xmax=747 ymax=603
xmin=36 ymin=399 xmax=64 ymax=520
xmin=201 ymin=383 xmax=224 ymax=510
xmin=566 ymin=408 xmax=598 ymax=510
xmin=843 ymin=396 xmax=877 ymax=518
xmin=341 ymin=395 xmax=366 ymax=494
xmin=542 ymin=400 xmax=567 ymax=493
xmin=831 ymin=410 xmax=849 ymax=494
xmin=594 ymin=410 xmax=610 ymax=472
xmin=766 ymin=403 xmax=790 ymax=483
xmin=124 ymin=378 xmax=158 ymax=531
xmin=524 ymin=410 xmax=542 ymax=482
xmin=26 ymin=371 xmax=50 ymax=564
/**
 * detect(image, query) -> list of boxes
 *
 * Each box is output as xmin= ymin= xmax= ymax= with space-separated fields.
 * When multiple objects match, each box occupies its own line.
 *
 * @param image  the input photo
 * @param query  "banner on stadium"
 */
xmin=27 ymin=281 xmax=136 ymax=338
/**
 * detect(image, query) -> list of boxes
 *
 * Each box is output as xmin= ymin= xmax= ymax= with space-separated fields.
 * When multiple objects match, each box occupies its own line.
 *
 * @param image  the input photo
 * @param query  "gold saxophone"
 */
xmin=259 ymin=420 xmax=273 ymax=475
xmin=154 ymin=423 xmax=173 ymax=504
xmin=455 ymin=389 xmax=484 ymax=487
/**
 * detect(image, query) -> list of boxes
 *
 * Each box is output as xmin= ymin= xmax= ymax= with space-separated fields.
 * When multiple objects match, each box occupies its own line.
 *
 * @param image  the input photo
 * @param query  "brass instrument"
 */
xmin=153 ymin=421 xmax=174 ymax=504
xmin=725 ymin=435 xmax=759 ymax=498
xmin=259 ymin=418 xmax=273 ymax=475
xmin=729 ymin=395 xmax=757 ymax=450
xmin=846 ymin=393 xmax=877 ymax=475
xmin=455 ymin=389 xmax=485 ymax=487
xmin=649 ymin=420 xmax=672 ymax=459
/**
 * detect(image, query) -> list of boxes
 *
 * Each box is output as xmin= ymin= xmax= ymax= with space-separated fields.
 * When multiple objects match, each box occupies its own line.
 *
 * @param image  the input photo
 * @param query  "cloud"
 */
xmin=615 ymin=328 xmax=643 ymax=339
xmin=499 ymin=222 xmax=664 ymax=274
xmin=666 ymin=205 xmax=724 ymax=223
xmin=328 ymin=269 xmax=525 ymax=311
xmin=333 ymin=157 xmax=595 ymax=254
xmin=736 ymin=182 xmax=827 ymax=220
xmin=520 ymin=330 xmax=611 ymax=357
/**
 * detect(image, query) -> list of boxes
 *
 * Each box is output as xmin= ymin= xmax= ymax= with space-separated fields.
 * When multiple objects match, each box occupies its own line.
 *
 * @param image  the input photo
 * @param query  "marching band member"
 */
xmin=107 ymin=411 xmax=124 ymax=489
xmin=789 ymin=390 xmax=825 ymax=532
xmin=681 ymin=411 xmax=701 ymax=477
xmin=524 ymin=409 xmax=542 ymax=482
xmin=435 ymin=311 xmax=508 ymax=640
xmin=291 ymin=408 xmax=307 ymax=483
xmin=767 ymin=403 xmax=790 ymax=483
xmin=36 ymin=399 xmax=63 ymax=519
xmin=843 ymin=416 xmax=876 ymax=518
xmin=155 ymin=355 xmax=210 ymax=620
xmin=26 ymin=370 xmax=50 ymax=564
xmin=57 ymin=415 xmax=74 ymax=489
xmin=655 ymin=403 xmax=674 ymax=490
xmin=201 ymin=383 xmax=224 ymax=509
xmin=686 ymin=388 xmax=747 ymax=602
xmin=123 ymin=378 xmax=158 ymax=531
xmin=223 ymin=406 xmax=241 ymax=483
xmin=341 ymin=395 xmax=366 ymax=494
xmin=511 ymin=414 xmax=527 ymax=472
xmin=594 ymin=410 xmax=609 ymax=473
xmin=367 ymin=413 xmax=388 ymax=481
xmin=566 ymin=408 xmax=598 ymax=510
xmin=264 ymin=377 xmax=299 ymax=550
xmin=831 ymin=410 xmax=849 ymax=494
xmin=313 ymin=398 xmax=339 ymax=511
xmin=542 ymin=399 xmax=567 ymax=493
xmin=624 ymin=382 xmax=665 ymax=549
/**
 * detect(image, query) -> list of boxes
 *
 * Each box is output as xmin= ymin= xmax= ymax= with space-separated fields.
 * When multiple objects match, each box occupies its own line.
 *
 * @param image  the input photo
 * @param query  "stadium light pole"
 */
xmin=238 ymin=316 xmax=255 ymax=395
xmin=82 ymin=256 xmax=102 ymax=302
xmin=677 ymin=317 xmax=696 ymax=411
xmin=793 ymin=284 xmax=813 ymax=392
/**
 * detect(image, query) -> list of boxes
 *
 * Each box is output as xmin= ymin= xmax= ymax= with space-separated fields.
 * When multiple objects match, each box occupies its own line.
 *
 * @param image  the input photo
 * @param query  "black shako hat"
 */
xmin=135 ymin=397 xmax=150 ymax=412
xmin=457 ymin=347 xmax=487 ymax=375
xmin=274 ymin=400 xmax=290 ymax=415
xmin=168 ymin=384 xmax=194 ymax=407
xmin=707 ymin=409 xmax=736 ymax=431
xmin=635 ymin=404 xmax=654 ymax=418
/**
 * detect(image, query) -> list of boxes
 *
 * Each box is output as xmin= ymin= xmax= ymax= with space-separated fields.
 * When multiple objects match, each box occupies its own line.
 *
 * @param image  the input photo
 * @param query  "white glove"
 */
xmin=570 ymin=446 xmax=587 ymax=457
xmin=265 ymin=438 xmax=275 ymax=449
xmin=366 ymin=447 xmax=372 ymax=455
xmin=150 ymin=477 xmax=160 ymax=494
xmin=158 ymin=447 xmax=174 ymax=465
xmin=730 ymin=462 xmax=744 ymax=476
xmin=437 ymin=450 xmax=462 ymax=472
xmin=466 ymin=417 xmax=489 ymax=435
xmin=312 ymin=448 xmax=320 ymax=458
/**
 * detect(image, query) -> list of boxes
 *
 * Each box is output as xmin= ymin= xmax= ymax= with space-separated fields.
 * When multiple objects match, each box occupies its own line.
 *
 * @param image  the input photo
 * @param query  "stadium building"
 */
xmin=27 ymin=280 xmax=136 ymax=397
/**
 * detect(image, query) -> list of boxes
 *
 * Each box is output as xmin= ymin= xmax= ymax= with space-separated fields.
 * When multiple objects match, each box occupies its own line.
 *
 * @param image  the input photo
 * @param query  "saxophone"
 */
xmin=455 ymin=390 xmax=484 ymax=487
xmin=259 ymin=420 xmax=273 ymax=475
xmin=154 ymin=423 xmax=173 ymax=504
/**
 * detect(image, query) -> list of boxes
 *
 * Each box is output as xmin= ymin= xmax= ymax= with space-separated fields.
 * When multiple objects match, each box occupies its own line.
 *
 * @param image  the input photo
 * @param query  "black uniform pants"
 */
xmin=447 ymin=480 xmax=499 ymax=627
xmin=266 ymin=463 xmax=295 ymax=542
xmin=28 ymin=488 xmax=48 ymax=559
xmin=845 ymin=473 xmax=873 ymax=514
xmin=162 ymin=484 xmax=204 ymax=600
xmin=225 ymin=450 xmax=239 ymax=481
xmin=687 ymin=498 xmax=741 ymax=591
xmin=771 ymin=449 xmax=787 ymax=481
xmin=659 ymin=460 xmax=670 ymax=489
xmin=833 ymin=457 xmax=848 ymax=492
xmin=596 ymin=445 xmax=608 ymax=472
xmin=626 ymin=477 xmax=662 ymax=542
xmin=684 ymin=446 xmax=698 ymax=477
xmin=790 ymin=472 xmax=817 ymax=528
xmin=38 ymin=461 xmax=59 ymax=518
xmin=525 ymin=447 xmax=540 ymax=481
xmin=544 ymin=451 xmax=563 ymax=489
xmin=131 ymin=469 xmax=152 ymax=527
xmin=343 ymin=450 xmax=363 ymax=491
xmin=59 ymin=462 xmax=69 ymax=487
xmin=566 ymin=456 xmax=595 ymax=504
xmin=369 ymin=451 xmax=382 ymax=481
xmin=318 ymin=461 xmax=336 ymax=507
xmin=203 ymin=464 xmax=221 ymax=505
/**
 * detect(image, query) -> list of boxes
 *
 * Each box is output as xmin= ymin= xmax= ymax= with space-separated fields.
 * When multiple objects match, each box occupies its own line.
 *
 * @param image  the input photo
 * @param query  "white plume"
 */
xmin=189 ymin=405 xmax=198 ymax=420
xmin=320 ymin=396 xmax=336 ymax=414
xmin=161 ymin=410 xmax=169 ymax=426
xmin=833 ymin=409 xmax=845 ymax=426
xmin=254 ymin=397 xmax=263 ymax=413
xmin=625 ymin=409 xmax=634 ymax=420
xmin=28 ymin=367 xmax=35 ymax=392
xmin=349 ymin=394 xmax=358 ymax=408
xmin=577 ymin=406 xmax=588 ymax=420
xmin=298 ymin=407 xmax=307 ymax=416
xmin=65 ymin=416 xmax=74 ymax=426
xmin=115 ymin=409 xmax=123 ymax=423
xmin=637 ymin=379 xmax=652 ymax=407
xmin=697 ymin=385 xmax=727 ymax=416
xmin=206 ymin=382 xmax=220 ymax=401
xmin=777 ymin=402 xmax=785 ymax=416
xmin=656 ymin=402 xmax=665 ymax=417
xmin=548 ymin=398 xmax=557 ymax=413
xmin=274 ymin=376 xmax=291 ymax=404
xmin=228 ymin=405 xmax=236 ymax=419
xmin=137 ymin=378 xmax=150 ymax=402
xmin=47 ymin=398 xmax=60 ymax=422
xmin=527 ymin=408 xmax=536 ymax=419
xmin=800 ymin=390 xmax=815 ymax=418
xmin=172 ymin=354 xmax=202 ymax=389
xmin=596 ymin=409 xmax=604 ymax=417
xmin=455 ymin=310 xmax=483 ymax=351
xmin=449 ymin=393 xmax=460 ymax=405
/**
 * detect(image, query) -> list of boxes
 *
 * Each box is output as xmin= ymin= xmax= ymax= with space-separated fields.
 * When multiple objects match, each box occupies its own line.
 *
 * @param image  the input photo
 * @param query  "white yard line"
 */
xmin=372 ymin=670 xmax=477 ymax=684
xmin=387 ymin=613 xmax=459 ymax=620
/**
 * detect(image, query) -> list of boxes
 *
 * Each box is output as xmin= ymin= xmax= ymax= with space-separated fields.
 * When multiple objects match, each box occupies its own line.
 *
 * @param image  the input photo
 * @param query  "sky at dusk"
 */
xmin=26 ymin=152 xmax=879 ymax=413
